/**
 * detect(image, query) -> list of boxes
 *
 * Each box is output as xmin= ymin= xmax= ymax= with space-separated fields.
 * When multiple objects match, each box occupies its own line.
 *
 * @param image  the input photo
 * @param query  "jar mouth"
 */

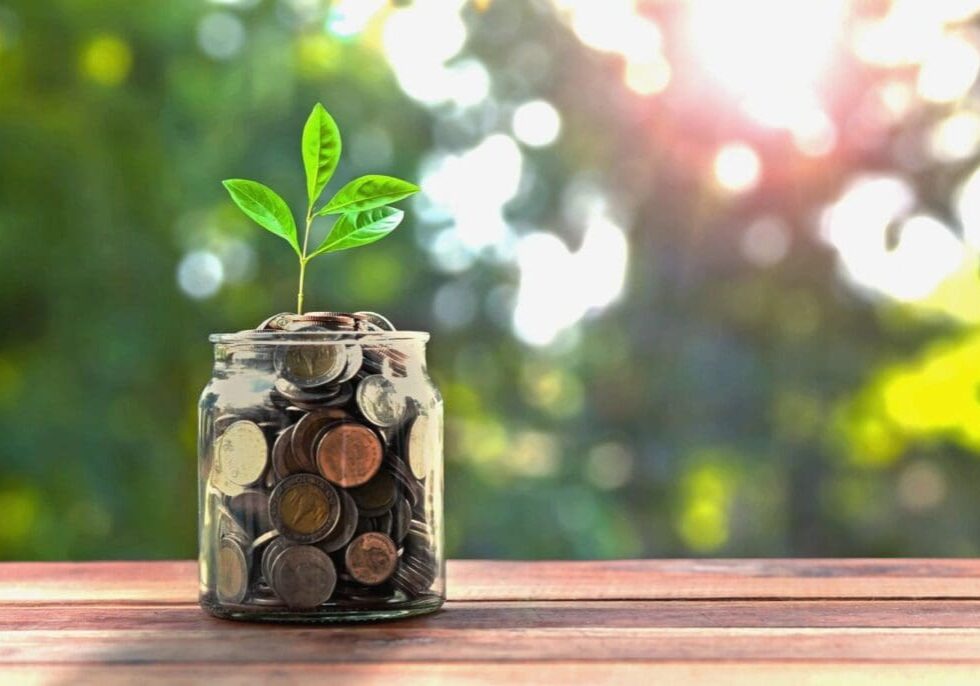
xmin=209 ymin=330 xmax=430 ymax=345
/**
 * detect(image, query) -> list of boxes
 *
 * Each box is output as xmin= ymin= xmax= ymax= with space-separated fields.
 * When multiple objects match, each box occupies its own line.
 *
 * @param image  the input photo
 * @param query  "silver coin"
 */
xmin=216 ymin=536 xmax=250 ymax=604
xmin=315 ymin=488 xmax=359 ymax=554
xmin=270 ymin=545 xmax=337 ymax=609
xmin=335 ymin=344 xmax=363 ymax=384
xmin=215 ymin=420 xmax=268 ymax=489
xmin=406 ymin=412 xmax=435 ymax=481
xmin=353 ymin=311 xmax=396 ymax=331
xmin=275 ymin=343 xmax=347 ymax=389
xmin=355 ymin=375 xmax=407 ymax=428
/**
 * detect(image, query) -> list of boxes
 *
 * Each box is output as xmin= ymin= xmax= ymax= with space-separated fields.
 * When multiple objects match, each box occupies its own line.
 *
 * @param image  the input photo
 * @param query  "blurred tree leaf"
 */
xmin=317 ymin=175 xmax=419 ymax=215
xmin=221 ymin=179 xmax=300 ymax=256
xmin=310 ymin=206 xmax=404 ymax=256
xmin=302 ymin=103 xmax=342 ymax=209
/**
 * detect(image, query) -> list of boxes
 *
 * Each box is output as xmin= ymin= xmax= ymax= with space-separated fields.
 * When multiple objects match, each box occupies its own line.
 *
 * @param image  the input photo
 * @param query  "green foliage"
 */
xmin=310 ymin=206 xmax=404 ymax=256
xmin=222 ymin=104 xmax=418 ymax=313
xmin=318 ymin=175 xmax=420 ymax=215
xmin=301 ymin=103 xmax=341 ymax=207
xmin=221 ymin=180 xmax=300 ymax=256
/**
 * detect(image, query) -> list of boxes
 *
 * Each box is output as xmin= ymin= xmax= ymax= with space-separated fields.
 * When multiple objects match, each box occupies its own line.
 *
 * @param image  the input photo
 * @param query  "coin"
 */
xmin=349 ymin=470 xmax=397 ymax=517
xmin=356 ymin=375 xmax=406 ymax=428
xmin=345 ymin=532 xmax=398 ymax=586
xmin=388 ymin=456 xmax=423 ymax=508
xmin=315 ymin=488 xmax=359 ymax=554
xmin=258 ymin=312 xmax=295 ymax=330
xmin=275 ymin=344 xmax=347 ymax=388
xmin=334 ymin=345 xmax=363 ymax=384
xmin=391 ymin=496 xmax=412 ymax=543
xmin=406 ymin=412 xmax=435 ymax=480
xmin=269 ymin=473 xmax=341 ymax=543
xmin=249 ymin=530 xmax=279 ymax=556
xmin=272 ymin=425 xmax=307 ymax=480
xmin=270 ymin=545 xmax=337 ymax=608
xmin=261 ymin=536 xmax=295 ymax=583
xmin=315 ymin=422 xmax=383 ymax=488
xmin=353 ymin=311 xmax=396 ymax=331
xmin=291 ymin=408 xmax=348 ymax=473
xmin=216 ymin=536 xmax=249 ymax=604
xmin=215 ymin=420 xmax=268 ymax=488
xmin=229 ymin=489 xmax=272 ymax=532
xmin=355 ymin=510 xmax=393 ymax=537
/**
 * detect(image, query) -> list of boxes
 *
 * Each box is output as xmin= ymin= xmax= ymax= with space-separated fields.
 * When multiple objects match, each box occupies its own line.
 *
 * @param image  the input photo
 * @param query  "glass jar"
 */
xmin=197 ymin=330 xmax=444 ymax=622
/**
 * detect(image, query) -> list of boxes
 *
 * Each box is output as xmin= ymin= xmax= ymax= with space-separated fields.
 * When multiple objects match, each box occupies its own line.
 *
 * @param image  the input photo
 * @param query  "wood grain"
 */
xmin=3 ymin=560 xmax=980 ymax=684
xmin=3 ymin=559 xmax=979 ymax=603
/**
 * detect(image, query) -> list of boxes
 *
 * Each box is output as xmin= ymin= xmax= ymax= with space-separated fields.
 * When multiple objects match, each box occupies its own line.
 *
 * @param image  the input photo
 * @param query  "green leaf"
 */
xmin=302 ymin=103 xmax=342 ymax=208
xmin=221 ymin=179 xmax=300 ymax=256
xmin=309 ymin=206 xmax=404 ymax=257
xmin=317 ymin=175 xmax=419 ymax=215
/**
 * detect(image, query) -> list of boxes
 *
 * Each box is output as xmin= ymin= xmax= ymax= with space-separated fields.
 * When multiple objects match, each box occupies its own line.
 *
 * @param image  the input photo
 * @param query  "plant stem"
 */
xmin=297 ymin=257 xmax=307 ymax=315
xmin=297 ymin=208 xmax=314 ymax=315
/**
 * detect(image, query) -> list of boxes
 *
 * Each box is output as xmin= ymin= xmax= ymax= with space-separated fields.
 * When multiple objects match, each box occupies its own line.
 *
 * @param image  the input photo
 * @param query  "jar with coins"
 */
xmin=197 ymin=312 xmax=444 ymax=621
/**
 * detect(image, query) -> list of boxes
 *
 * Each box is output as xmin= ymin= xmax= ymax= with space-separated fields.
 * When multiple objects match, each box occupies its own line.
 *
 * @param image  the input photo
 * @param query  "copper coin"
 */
xmin=345 ymin=532 xmax=398 ymax=585
xmin=291 ymin=408 xmax=348 ymax=472
xmin=269 ymin=473 xmax=340 ymax=543
xmin=315 ymin=422 xmax=383 ymax=488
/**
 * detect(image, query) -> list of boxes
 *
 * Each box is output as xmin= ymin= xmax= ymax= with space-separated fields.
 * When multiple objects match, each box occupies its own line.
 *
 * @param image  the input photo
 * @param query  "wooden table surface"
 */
xmin=4 ymin=559 xmax=980 ymax=685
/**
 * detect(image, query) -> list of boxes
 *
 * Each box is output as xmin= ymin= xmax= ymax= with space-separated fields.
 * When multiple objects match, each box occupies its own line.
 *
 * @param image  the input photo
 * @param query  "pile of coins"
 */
xmin=207 ymin=311 xmax=438 ymax=611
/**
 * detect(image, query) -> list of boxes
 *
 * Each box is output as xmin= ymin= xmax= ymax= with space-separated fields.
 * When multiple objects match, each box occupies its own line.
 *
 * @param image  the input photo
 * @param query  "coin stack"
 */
xmin=207 ymin=311 xmax=439 ymax=611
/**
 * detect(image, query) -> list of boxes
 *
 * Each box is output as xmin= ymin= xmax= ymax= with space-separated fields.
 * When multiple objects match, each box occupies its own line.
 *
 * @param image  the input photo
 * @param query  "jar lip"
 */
xmin=209 ymin=330 xmax=430 ymax=344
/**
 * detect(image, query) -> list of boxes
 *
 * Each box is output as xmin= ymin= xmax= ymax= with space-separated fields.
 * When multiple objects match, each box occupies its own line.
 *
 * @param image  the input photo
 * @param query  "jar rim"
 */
xmin=209 ymin=330 xmax=430 ymax=344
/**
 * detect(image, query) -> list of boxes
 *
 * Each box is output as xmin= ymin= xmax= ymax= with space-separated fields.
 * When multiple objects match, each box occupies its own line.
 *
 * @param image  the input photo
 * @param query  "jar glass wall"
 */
xmin=197 ymin=331 xmax=444 ymax=622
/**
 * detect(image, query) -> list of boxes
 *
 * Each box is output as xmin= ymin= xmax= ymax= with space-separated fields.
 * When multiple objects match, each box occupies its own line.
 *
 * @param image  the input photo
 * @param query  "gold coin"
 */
xmin=279 ymin=483 xmax=330 ymax=535
xmin=269 ymin=474 xmax=341 ymax=543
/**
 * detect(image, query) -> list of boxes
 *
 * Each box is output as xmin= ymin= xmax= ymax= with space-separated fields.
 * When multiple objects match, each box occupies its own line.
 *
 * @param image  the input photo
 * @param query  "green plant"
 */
xmin=222 ymin=103 xmax=419 ymax=314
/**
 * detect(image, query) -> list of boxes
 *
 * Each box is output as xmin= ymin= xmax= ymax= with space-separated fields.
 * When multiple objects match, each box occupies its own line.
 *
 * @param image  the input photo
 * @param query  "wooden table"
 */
xmin=3 ymin=560 xmax=980 ymax=684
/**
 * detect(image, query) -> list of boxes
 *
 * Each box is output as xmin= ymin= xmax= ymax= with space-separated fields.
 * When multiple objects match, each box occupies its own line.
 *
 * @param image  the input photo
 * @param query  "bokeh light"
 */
xmin=713 ymin=143 xmax=762 ymax=194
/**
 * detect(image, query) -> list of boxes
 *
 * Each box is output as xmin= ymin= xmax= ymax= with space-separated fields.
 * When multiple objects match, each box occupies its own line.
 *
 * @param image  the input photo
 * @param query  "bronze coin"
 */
xmin=269 ymin=473 xmax=340 ymax=543
xmin=316 ymin=422 xmax=383 ymax=488
xmin=345 ymin=532 xmax=398 ymax=586
xmin=349 ymin=470 xmax=397 ymax=517
xmin=291 ymin=408 xmax=348 ymax=472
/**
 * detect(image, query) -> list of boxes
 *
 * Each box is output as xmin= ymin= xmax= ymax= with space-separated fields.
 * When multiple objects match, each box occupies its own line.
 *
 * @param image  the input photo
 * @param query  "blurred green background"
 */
xmin=3 ymin=0 xmax=980 ymax=560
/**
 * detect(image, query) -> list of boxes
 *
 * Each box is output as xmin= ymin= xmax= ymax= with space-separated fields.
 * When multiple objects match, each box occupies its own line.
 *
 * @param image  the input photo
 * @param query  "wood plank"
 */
xmin=5 ymin=662 xmax=980 ymax=686
xmin=2 ymin=559 xmax=980 ymax=603
xmin=5 ymin=600 xmax=980 ymax=631
xmin=449 ymin=559 xmax=980 ymax=600
xmin=5 ymin=627 xmax=980 ymax=663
